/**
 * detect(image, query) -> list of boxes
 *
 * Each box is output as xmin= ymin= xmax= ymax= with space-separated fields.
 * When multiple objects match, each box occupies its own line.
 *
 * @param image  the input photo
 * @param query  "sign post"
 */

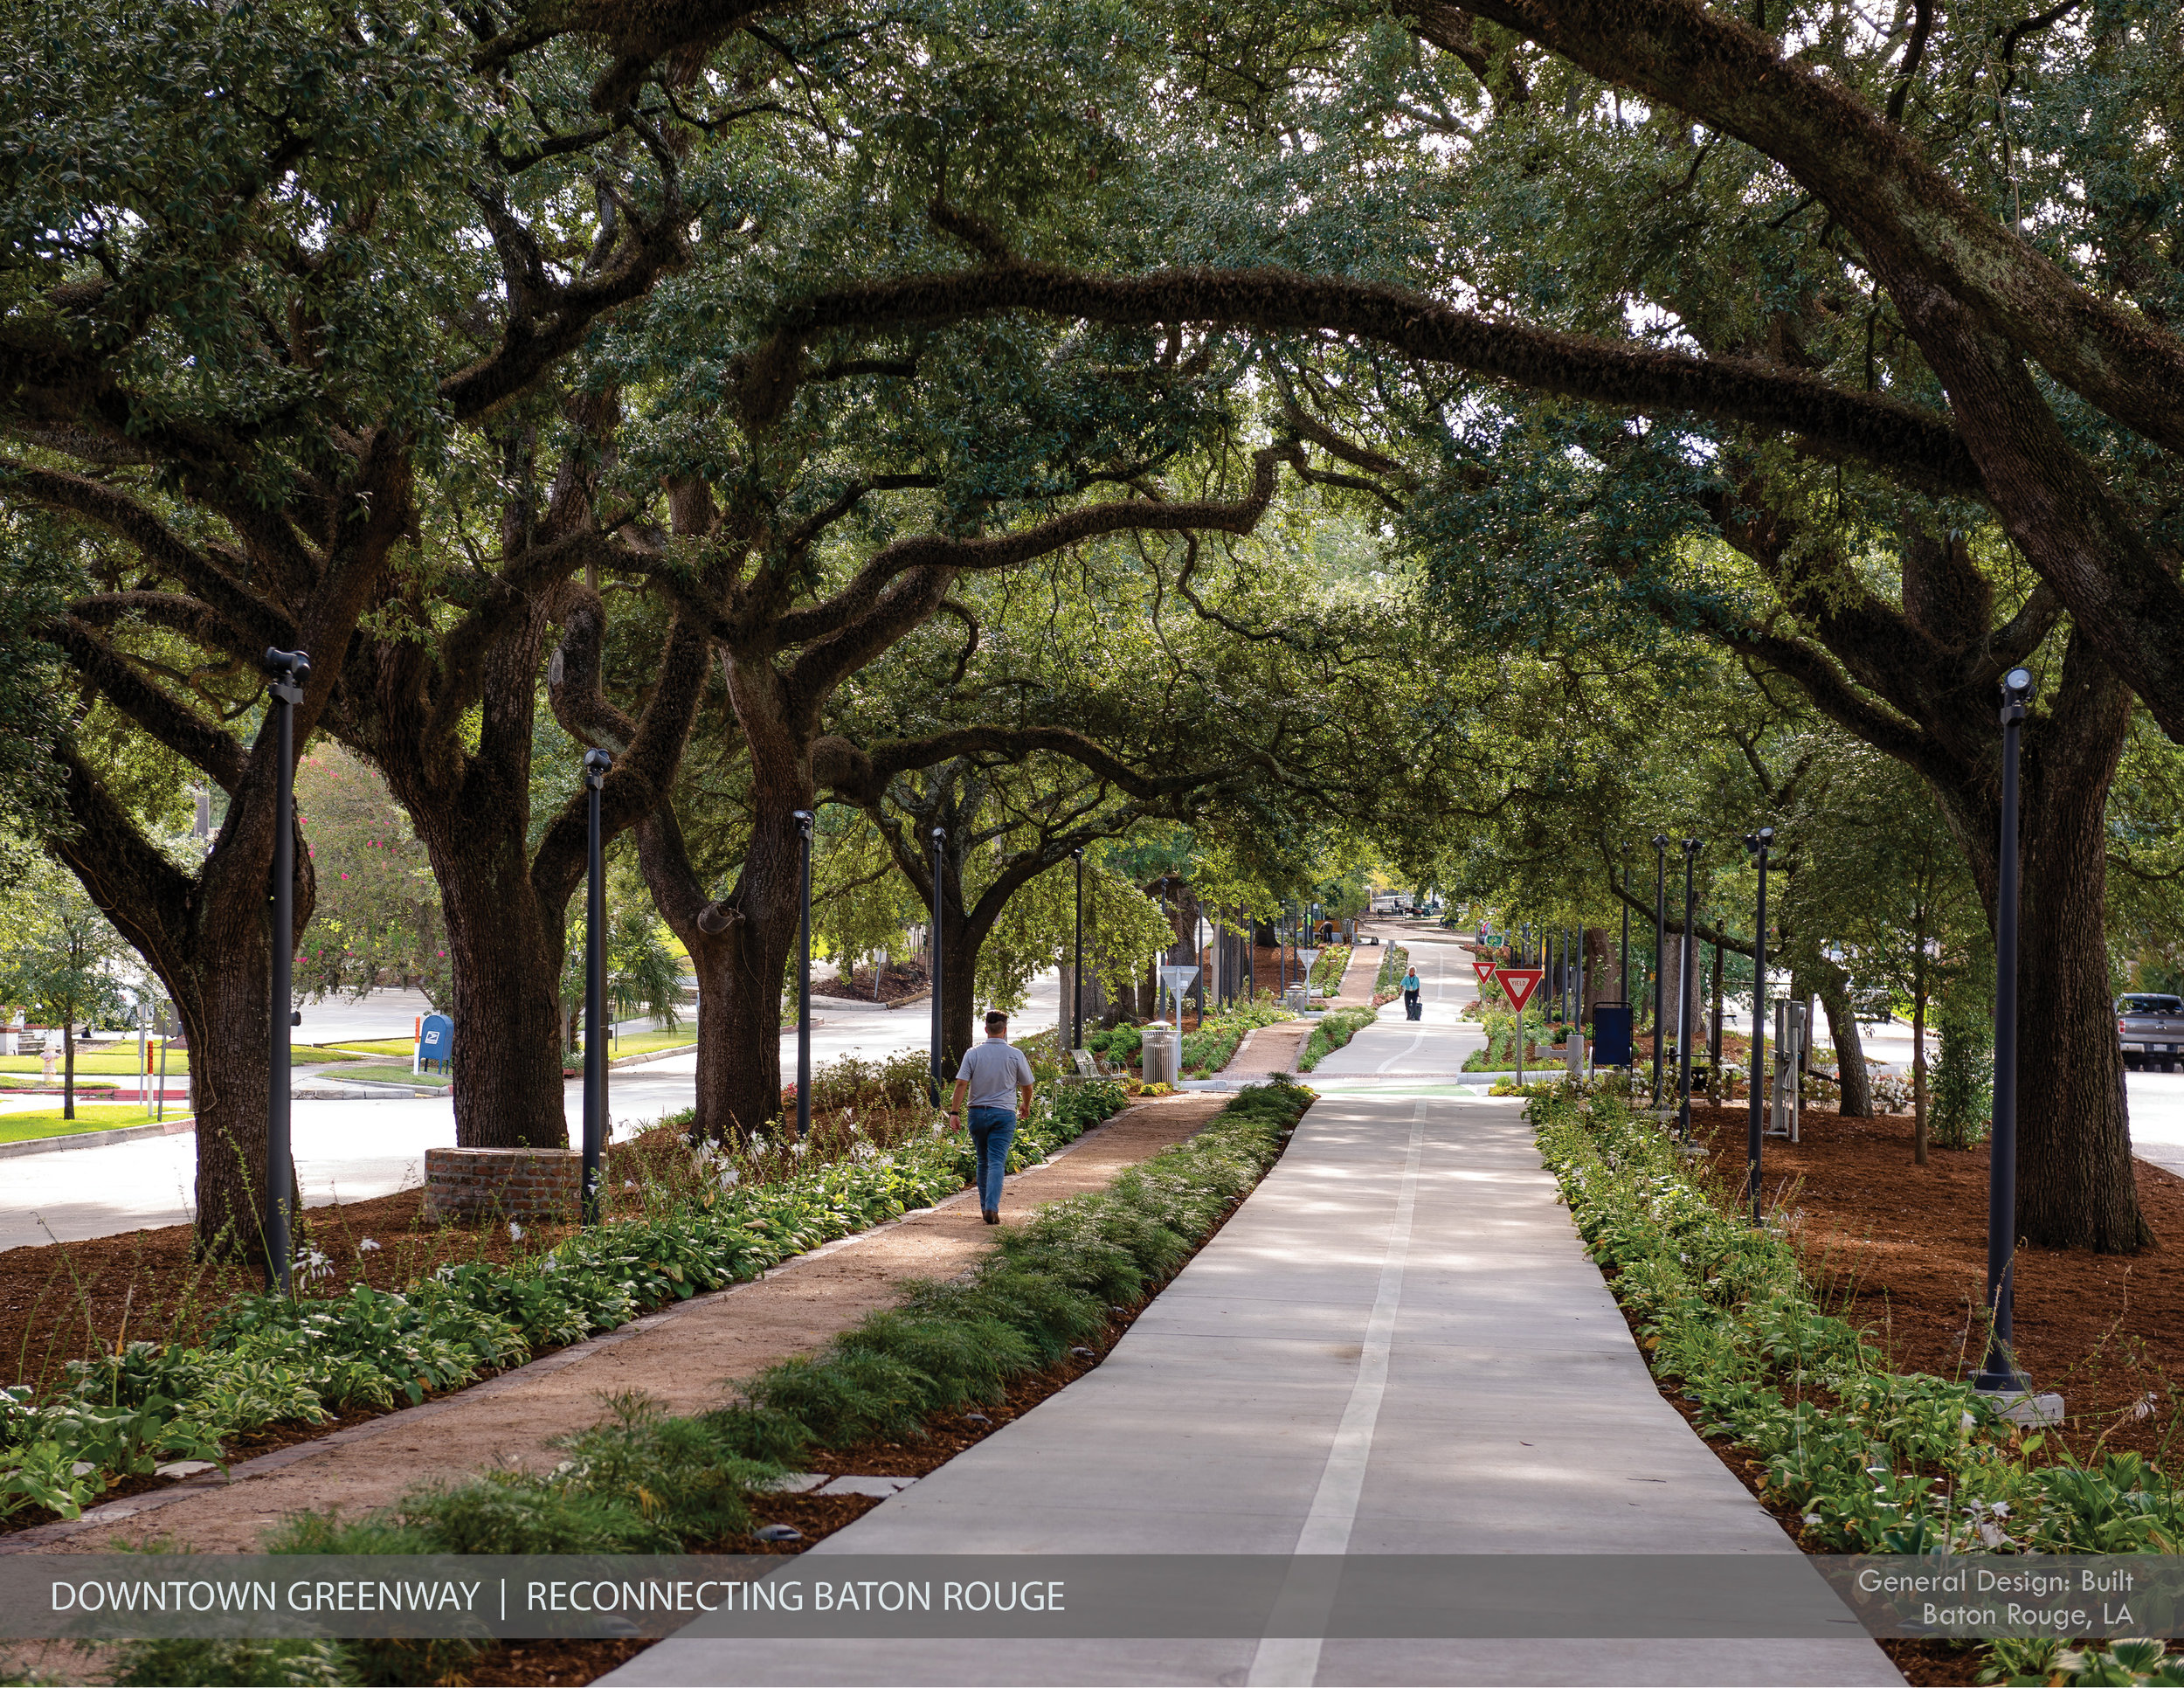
xmin=1158 ymin=964 xmax=1200 ymax=1029
xmin=1296 ymin=947 xmax=1320 ymax=1007
xmin=1495 ymin=966 xmax=1545 ymax=1088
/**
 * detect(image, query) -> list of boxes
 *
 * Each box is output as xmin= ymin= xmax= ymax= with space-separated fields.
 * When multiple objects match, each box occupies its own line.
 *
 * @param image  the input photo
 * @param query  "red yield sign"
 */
xmin=1471 ymin=958 xmax=1499 ymax=986
xmin=1495 ymin=967 xmax=1545 ymax=1014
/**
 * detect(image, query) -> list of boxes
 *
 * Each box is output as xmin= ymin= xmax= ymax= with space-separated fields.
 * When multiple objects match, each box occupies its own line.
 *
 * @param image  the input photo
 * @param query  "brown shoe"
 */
xmin=982 ymin=1208 xmax=999 ymax=1225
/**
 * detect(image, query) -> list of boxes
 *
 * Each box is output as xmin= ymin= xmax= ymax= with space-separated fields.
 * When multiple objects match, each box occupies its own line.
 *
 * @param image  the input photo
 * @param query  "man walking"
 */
xmin=1403 ymin=965 xmax=1422 ymax=1021
xmin=947 ymin=1009 xmax=1036 ymax=1224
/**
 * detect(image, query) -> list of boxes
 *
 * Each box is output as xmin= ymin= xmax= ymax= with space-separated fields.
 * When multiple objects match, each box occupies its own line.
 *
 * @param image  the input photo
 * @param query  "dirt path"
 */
xmin=15 ymin=1094 xmax=1229 ymax=1557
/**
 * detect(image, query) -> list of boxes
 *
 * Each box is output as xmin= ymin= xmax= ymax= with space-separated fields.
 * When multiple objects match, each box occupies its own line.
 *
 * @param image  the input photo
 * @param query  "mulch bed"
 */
xmin=0 ymin=1110 xmax=947 ymax=1544
xmin=1685 ymin=1102 xmax=2184 ymax=1459
xmin=1628 ymin=1103 xmax=2184 ymax=1685
xmin=813 ymin=957 xmax=930 ymax=1006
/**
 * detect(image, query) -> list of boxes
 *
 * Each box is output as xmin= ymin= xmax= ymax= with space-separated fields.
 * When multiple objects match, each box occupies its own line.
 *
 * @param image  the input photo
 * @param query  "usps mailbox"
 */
xmin=418 ymin=1013 xmax=453 ymax=1076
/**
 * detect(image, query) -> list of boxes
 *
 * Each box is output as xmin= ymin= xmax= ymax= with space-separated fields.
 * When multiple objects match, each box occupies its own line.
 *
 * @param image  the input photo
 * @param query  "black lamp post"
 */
xmin=794 ymin=809 xmax=814 ymax=1140
xmin=929 ymin=825 xmax=947 ymax=1107
xmin=1651 ymin=836 xmax=1669 ymax=1106
xmin=1744 ymin=827 xmax=1775 ymax=1228
xmin=581 ymin=749 xmax=612 ymax=1225
xmin=1678 ymin=839 xmax=1700 ymax=1139
xmin=262 ymin=647 xmax=308 ymax=1292
xmin=1619 ymin=847 xmax=1632 ymax=1036
xmin=1071 ymin=847 xmax=1084 ymax=1049
xmin=1974 ymin=666 xmax=2037 ymax=1395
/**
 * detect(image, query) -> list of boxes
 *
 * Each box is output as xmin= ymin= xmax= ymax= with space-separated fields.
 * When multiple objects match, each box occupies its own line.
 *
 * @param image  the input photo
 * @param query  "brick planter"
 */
xmin=422 ymin=1145 xmax=581 ymax=1225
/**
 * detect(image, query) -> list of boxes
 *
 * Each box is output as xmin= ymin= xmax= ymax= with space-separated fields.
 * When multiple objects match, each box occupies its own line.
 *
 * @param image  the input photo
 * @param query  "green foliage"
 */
xmin=0 ymin=856 xmax=131 ymax=1112
xmin=1178 ymin=998 xmax=1291 ymax=1076
xmin=1932 ymin=996 xmax=1996 ymax=1151
xmin=1298 ymin=1006 xmax=1376 ymax=1071
xmin=293 ymin=746 xmax=449 ymax=1008
xmin=1372 ymin=944 xmax=1412 ymax=998
xmin=1532 ymin=1085 xmax=2184 ymax=1611
xmin=112 ymin=1638 xmax=355 ymax=1688
xmin=3 ymin=1053 xmax=1138 ymax=1516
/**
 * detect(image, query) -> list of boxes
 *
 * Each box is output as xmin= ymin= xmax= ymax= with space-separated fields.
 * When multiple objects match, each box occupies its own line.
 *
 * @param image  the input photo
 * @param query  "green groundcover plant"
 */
xmin=1533 ymin=1086 xmax=2184 ymax=1686
xmin=0 ymin=1074 xmax=1137 ymax=1524
xmin=1297 ymin=1006 xmax=1376 ymax=1071
xmin=107 ymin=1082 xmax=1313 ymax=1688
xmin=1181 ymin=1000 xmax=1292 ymax=1076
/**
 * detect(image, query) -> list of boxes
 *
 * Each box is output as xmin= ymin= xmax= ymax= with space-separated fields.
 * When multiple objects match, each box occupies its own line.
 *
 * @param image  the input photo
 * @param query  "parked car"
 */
xmin=2117 ymin=993 xmax=2184 ymax=1072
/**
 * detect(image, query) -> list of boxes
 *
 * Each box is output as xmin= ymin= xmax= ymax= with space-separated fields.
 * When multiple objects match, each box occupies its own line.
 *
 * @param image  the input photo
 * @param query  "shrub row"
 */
xmin=1180 ymin=1000 xmax=1292 ymax=1076
xmin=1297 ymin=1005 xmax=1377 ymax=1071
xmin=113 ymin=1080 xmax=1316 ymax=1688
xmin=0 ymin=1079 xmax=1131 ymax=1524
xmin=1372 ymin=944 xmax=1410 ymax=1003
xmin=1535 ymin=1087 xmax=2184 ymax=1685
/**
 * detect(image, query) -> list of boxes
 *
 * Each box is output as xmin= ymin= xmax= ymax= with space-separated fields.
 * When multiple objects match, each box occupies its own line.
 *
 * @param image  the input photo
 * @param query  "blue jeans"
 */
xmin=967 ymin=1107 xmax=1016 ymax=1211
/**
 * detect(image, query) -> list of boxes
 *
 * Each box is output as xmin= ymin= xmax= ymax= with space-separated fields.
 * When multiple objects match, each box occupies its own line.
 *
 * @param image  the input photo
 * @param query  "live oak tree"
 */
xmin=0 ymin=0 xmax=834 ymax=1248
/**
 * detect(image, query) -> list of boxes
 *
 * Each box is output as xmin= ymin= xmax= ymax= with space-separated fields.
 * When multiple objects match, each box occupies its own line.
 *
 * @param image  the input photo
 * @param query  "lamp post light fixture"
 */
xmin=262 ymin=647 xmax=308 ymax=1292
xmin=1619 ymin=845 xmax=1633 ymax=1055
xmin=929 ymin=826 xmax=947 ymax=1107
xmin=1743 ymin=827 xmax=1775 ymax=1228
xmin=793 ymin=810 xmax=815 ymax=1142
xmin=581 ymin=749 xmax=612 ymax=1226
xmin=1072 ymin=847 xmax=1085 ymax=1050
xmin=1677 ymin=839 xmax=1700 ymax=1139
xmin=1651 ymin=836 xmax=1669 ymax=1107
xmin=1975 ymin=667 xmax=2038 ymax=1395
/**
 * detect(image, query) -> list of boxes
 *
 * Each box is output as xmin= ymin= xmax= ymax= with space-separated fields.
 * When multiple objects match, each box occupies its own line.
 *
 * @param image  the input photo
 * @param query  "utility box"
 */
xmin=1592 ymin=1003 xmax=1634 ymax=1068
xmin=1770 ymin=1000 xmax=1806 ymax=1140
xmin=1141 ymin=1024 xmax=1179 ymax=1086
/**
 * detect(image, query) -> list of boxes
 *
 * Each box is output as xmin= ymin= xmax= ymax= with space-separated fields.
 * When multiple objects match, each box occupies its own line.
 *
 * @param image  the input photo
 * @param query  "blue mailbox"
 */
xmin=1591 ymin=1003 xmax=1634 ymax=1069
xmin=418 ymin=1013 xmax=453 ymax=1075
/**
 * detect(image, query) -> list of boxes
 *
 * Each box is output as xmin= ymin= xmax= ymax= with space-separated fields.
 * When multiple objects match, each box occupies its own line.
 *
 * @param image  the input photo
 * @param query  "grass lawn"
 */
xmin=0 ymin=1104 xmax=190 ymax=1144
xmin=0 ymin=1044 xmax=359 ymax=1075
xmin=325 ymin=1028 xmax=693 ymax=1063
xmin=606 ymin=1027 xmax=694 ymax=1058
xmin=336 ymin=1062 xmax=451 ymax=1088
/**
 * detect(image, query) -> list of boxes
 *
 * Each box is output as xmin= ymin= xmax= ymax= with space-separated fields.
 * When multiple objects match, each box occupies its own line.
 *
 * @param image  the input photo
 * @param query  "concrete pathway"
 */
xmin=606 ymin=1090 xmax=1898 ymax=1687
xmin=1310 ymin=924 xmax=1488 ymax=1081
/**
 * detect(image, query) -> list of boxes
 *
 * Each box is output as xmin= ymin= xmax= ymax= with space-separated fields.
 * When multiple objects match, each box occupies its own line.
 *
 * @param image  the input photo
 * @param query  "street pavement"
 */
xmin=0 ymin=972 xmax=1059 ymax=1251
xmin=604 ymin=1014 xmax=1895 ymax=1685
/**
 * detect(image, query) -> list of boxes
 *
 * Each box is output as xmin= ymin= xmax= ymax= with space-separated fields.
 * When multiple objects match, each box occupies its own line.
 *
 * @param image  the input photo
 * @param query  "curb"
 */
xmin=609 ymin=1042 xmax=698 ymax=1069
xmin=0 ymin=1115 xmax=197 ymax=1159
xmin=811 ymin=991 xmax=929 ymax=1012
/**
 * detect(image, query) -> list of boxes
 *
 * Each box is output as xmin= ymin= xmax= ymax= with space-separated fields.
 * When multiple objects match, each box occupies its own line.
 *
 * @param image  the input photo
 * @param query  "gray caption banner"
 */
xmin=2 ymin=1554 xmax=2177 ymax=1641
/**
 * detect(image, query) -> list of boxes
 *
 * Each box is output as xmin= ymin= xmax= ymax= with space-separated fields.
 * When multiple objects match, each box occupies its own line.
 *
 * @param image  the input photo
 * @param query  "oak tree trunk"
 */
xmin=1797 ymin=957 xmax=1872 ymax=1117
xmin=2013 ymin=726 xmax=2145 ymax=1249
xmin=420 ymin=831 xmax=571 ymax=1149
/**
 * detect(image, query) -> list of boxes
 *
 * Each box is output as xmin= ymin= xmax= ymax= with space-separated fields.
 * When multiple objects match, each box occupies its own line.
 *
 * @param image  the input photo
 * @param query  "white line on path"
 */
xmin=1246 ymin=1097 xmax=1430 ymax=1687
xmin=1374 ymin=932 xmax=1443 ymax=1072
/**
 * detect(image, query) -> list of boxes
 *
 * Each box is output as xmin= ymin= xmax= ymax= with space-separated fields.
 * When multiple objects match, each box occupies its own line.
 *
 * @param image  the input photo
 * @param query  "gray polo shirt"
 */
xmin=957 ymin=1037 xmax=1034 ymax=1112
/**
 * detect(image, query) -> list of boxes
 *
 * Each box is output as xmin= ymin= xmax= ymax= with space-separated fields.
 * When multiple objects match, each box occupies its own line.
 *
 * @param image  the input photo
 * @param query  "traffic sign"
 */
xmin=1495 ymin=967 xmax=1545 ymax=1014
xmin=1471 ymin=958 xmax=1498 ymax=985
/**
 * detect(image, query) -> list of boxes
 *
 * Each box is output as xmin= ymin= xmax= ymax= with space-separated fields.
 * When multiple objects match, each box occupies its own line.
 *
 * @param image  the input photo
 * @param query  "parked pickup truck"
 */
xmin=2118 ymin=993 xmax=2184 ymax=1072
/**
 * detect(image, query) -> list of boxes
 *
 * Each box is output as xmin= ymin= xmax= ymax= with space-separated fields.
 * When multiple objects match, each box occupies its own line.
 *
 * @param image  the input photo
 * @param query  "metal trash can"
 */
xmin=1141 ymin=1025 xmax=1179 ymax=1086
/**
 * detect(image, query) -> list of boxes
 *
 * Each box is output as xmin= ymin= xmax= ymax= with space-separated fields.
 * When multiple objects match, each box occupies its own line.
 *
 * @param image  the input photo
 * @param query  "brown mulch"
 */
xmin=0 ymin=1110 xmax=951 ymax=1401
xmin=813 ymin=957 xmax=930 ymax=1005
xmin=1686 ymin=1102 xmax=2184 ymax=1463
